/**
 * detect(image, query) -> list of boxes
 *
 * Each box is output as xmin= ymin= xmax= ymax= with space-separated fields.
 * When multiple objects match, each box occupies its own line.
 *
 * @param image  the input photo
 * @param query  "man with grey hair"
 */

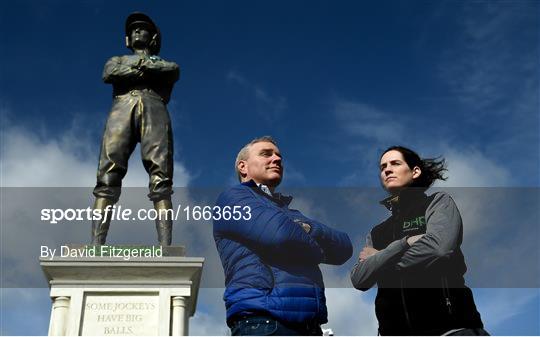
xmin=234 ymin=135 xmax=277 ymax=182
xmin=213 ymin=136 xmax=353 ymax=335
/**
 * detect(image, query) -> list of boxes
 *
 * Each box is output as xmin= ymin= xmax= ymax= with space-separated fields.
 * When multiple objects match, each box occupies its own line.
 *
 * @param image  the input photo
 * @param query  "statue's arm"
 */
xmin=102 ymin=56 xmax=144 ymax=84
xmin=139 ymin=57 xmax=180 ymax=83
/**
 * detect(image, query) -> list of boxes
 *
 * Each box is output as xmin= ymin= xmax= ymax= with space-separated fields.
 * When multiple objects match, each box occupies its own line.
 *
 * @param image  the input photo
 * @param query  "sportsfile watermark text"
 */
xmin=40 ymin=204 xmax=252 ymax=224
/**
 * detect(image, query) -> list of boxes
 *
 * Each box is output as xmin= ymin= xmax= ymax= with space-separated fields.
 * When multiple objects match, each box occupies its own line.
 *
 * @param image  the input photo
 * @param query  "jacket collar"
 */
xmin=241 ymin=180 xmax=293 ymax=206
xmin=379 ymin=188 xmax=427 ymax=213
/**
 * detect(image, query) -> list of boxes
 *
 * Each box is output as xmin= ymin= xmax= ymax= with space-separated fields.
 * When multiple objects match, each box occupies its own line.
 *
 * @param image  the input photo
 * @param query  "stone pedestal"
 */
xmin=40 ymin=246 xmax=204 ymax=336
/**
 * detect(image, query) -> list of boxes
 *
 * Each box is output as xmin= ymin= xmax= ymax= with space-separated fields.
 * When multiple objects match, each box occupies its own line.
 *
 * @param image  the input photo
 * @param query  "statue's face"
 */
xmin=129 ymin=24 xmax=152 ymax=50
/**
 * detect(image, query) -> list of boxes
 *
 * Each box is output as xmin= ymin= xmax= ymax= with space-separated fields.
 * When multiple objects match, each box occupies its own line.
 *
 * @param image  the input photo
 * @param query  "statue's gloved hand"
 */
xmin=136 ymin=57 xmax=179 ymax=83
xmin=139 ymin=57 xmax=168 ymax=71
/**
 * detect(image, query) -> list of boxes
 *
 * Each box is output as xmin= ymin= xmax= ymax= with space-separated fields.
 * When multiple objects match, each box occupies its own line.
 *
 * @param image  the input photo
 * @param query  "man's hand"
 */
xmin=407 ymin=234 xmax=424 ymax=246
xmin=300 ymin=222 xmax=311 ymax=233
xmin=359 ymin=246 xmax=379 ymax=262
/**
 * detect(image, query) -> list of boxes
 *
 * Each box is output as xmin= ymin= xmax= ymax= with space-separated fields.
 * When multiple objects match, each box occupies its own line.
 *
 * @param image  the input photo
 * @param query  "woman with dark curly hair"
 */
xmin=351 ymin=146 xmax=488 ymax=336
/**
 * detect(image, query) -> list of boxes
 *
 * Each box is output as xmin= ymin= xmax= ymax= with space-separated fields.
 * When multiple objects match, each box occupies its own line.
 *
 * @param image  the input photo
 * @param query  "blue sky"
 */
xmin=1 ymin=0 xmax=539 ymax=335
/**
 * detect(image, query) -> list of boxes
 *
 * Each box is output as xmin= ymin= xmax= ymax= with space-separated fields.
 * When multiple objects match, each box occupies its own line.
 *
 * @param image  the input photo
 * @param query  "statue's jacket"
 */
xmin=351 ymin=190 xmax=484 ymax=335
xmin=103 ymin=54 xmax=179 ymax=103
xmin=213 ymin=181 xmax=353 ymax=326
xmin=93 ymin=54 xmax=179 ymax=202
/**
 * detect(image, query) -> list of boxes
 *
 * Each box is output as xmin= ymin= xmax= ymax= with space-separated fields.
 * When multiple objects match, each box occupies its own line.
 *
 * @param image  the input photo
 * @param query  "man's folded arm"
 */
xmin=307 ymin=220 xmax=353 ymax=265
xmin=213 ymin=188 xmax=324 ymax=263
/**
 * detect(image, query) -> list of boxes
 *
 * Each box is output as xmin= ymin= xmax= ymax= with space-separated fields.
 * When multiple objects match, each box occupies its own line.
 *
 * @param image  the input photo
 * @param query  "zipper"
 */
xmin=392 ymin=207 xmax=412 ymax=331
xmin=395 ymin=211 xmax=412 ymax=330
xmin=442 ymin=276 xmax=453 ymax=315
xmin=400 ymin=278 xmax=412 ymax=330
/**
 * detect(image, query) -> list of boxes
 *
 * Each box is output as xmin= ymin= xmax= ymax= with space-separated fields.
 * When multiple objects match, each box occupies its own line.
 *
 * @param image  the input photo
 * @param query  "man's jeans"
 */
xmin=230 ymin=315 xmax=322 ymax=336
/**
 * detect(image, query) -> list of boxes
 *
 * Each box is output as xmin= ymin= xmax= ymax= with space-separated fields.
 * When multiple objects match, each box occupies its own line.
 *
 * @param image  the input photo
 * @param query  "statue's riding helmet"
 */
xmin=125 ymin=12 xmax=161 ymax=55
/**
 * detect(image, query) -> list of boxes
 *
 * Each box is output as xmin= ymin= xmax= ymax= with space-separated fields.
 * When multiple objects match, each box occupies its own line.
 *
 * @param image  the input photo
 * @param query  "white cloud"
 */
xmin=0 ymin=288 xmax=52 ymax=335
xmin=190 ymin=310 xmax=229 ymax=336
xmin=334 ymin=100 xmax=403 ymax=143
xmin=323 ymin=288 xmax=378 ymax=336
xmin=332 ymin=98 xmax=514 ymax=189
xmin=332 ymin=3 xmax=538 ymax=188
xmin=189 ymin=288 xmax=229 ymax=335
xmin=439 ymin=2 xmax=538 ymax=114
xmin=289 ymin=194 xmax=328 ymax=223
xmin=474 ymin=288 xmax=539 ymax=333
xmin=0 ymin=126 xmax=190 ymax=187
xmin=317 ymin=269 xmax=379 ymax=335
xmin=226 ymin=70 xmax=287 ymax=123
xmin=0 ymin=123 xmax=230 ymax=335
xmin=332 ymin=99 xmax=406 ymax=186
xmin=1 ymin=126 xmax=96 ymax=187
xmin=0 ymin=122 xmax=228 ymax=276
xmin=280 ymin=163 xmax=307 ymax=186
xmin=436 ymin=147 xmax=511 ymax=188
xmin=431 ymin=2 xmax=539 ymax=186
xmin=0 ymin=123 xmax=195 ymax=284
xmin=226 ymin=71 xmax=249 ymax=86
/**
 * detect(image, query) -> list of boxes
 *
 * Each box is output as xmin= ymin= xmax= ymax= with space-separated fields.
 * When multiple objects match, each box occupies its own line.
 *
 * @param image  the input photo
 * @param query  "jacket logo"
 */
xmin=403 ymin=216 xmax=426 ymax=232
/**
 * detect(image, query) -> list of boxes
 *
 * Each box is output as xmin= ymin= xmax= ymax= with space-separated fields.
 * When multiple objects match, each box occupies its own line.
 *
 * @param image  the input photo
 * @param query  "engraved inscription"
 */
xmin=81 ymin=294 xmax=159 ymax=336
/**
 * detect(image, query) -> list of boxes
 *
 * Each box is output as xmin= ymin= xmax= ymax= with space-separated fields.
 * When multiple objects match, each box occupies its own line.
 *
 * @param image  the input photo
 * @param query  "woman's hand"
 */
xmin=359 ymin=246 xmax=379 ymax=261
xmin=406 ymin=234 xmax=424 ymax=246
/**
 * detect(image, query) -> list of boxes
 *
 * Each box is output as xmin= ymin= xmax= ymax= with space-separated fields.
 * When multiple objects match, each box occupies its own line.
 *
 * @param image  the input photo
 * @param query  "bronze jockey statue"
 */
xmin=91 ymin=12 xmax=179 ymax=245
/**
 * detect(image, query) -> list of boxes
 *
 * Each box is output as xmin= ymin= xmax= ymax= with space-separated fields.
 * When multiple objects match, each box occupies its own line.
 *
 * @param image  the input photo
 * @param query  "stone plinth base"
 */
xmin=40 ymin=246 xmax=203 ymax=336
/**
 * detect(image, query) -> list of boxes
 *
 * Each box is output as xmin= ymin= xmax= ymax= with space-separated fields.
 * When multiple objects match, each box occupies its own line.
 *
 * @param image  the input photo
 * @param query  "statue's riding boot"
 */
xmin=91 ymin=197 xmax=115 ymax=245
xmin=154 ymin=199 xmax=173 ymax=246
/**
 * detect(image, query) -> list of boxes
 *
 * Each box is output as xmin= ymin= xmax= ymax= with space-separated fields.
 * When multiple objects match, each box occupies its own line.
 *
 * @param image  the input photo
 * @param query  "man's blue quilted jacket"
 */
xmin=213 ymin=181 xmax=353 ymax=325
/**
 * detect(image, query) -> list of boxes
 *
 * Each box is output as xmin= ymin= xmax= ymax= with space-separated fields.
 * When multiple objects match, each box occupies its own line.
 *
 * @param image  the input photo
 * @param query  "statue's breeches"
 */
xmin=93 ymin=90 xmax=174 ymax=202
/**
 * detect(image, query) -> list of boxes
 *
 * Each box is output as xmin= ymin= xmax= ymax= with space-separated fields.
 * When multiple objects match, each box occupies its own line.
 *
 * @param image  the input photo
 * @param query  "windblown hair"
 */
xmin=382 ymin=146 xmax=448 ymax=188
xmin=235 ymin=136 xmax=278 ymax=182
